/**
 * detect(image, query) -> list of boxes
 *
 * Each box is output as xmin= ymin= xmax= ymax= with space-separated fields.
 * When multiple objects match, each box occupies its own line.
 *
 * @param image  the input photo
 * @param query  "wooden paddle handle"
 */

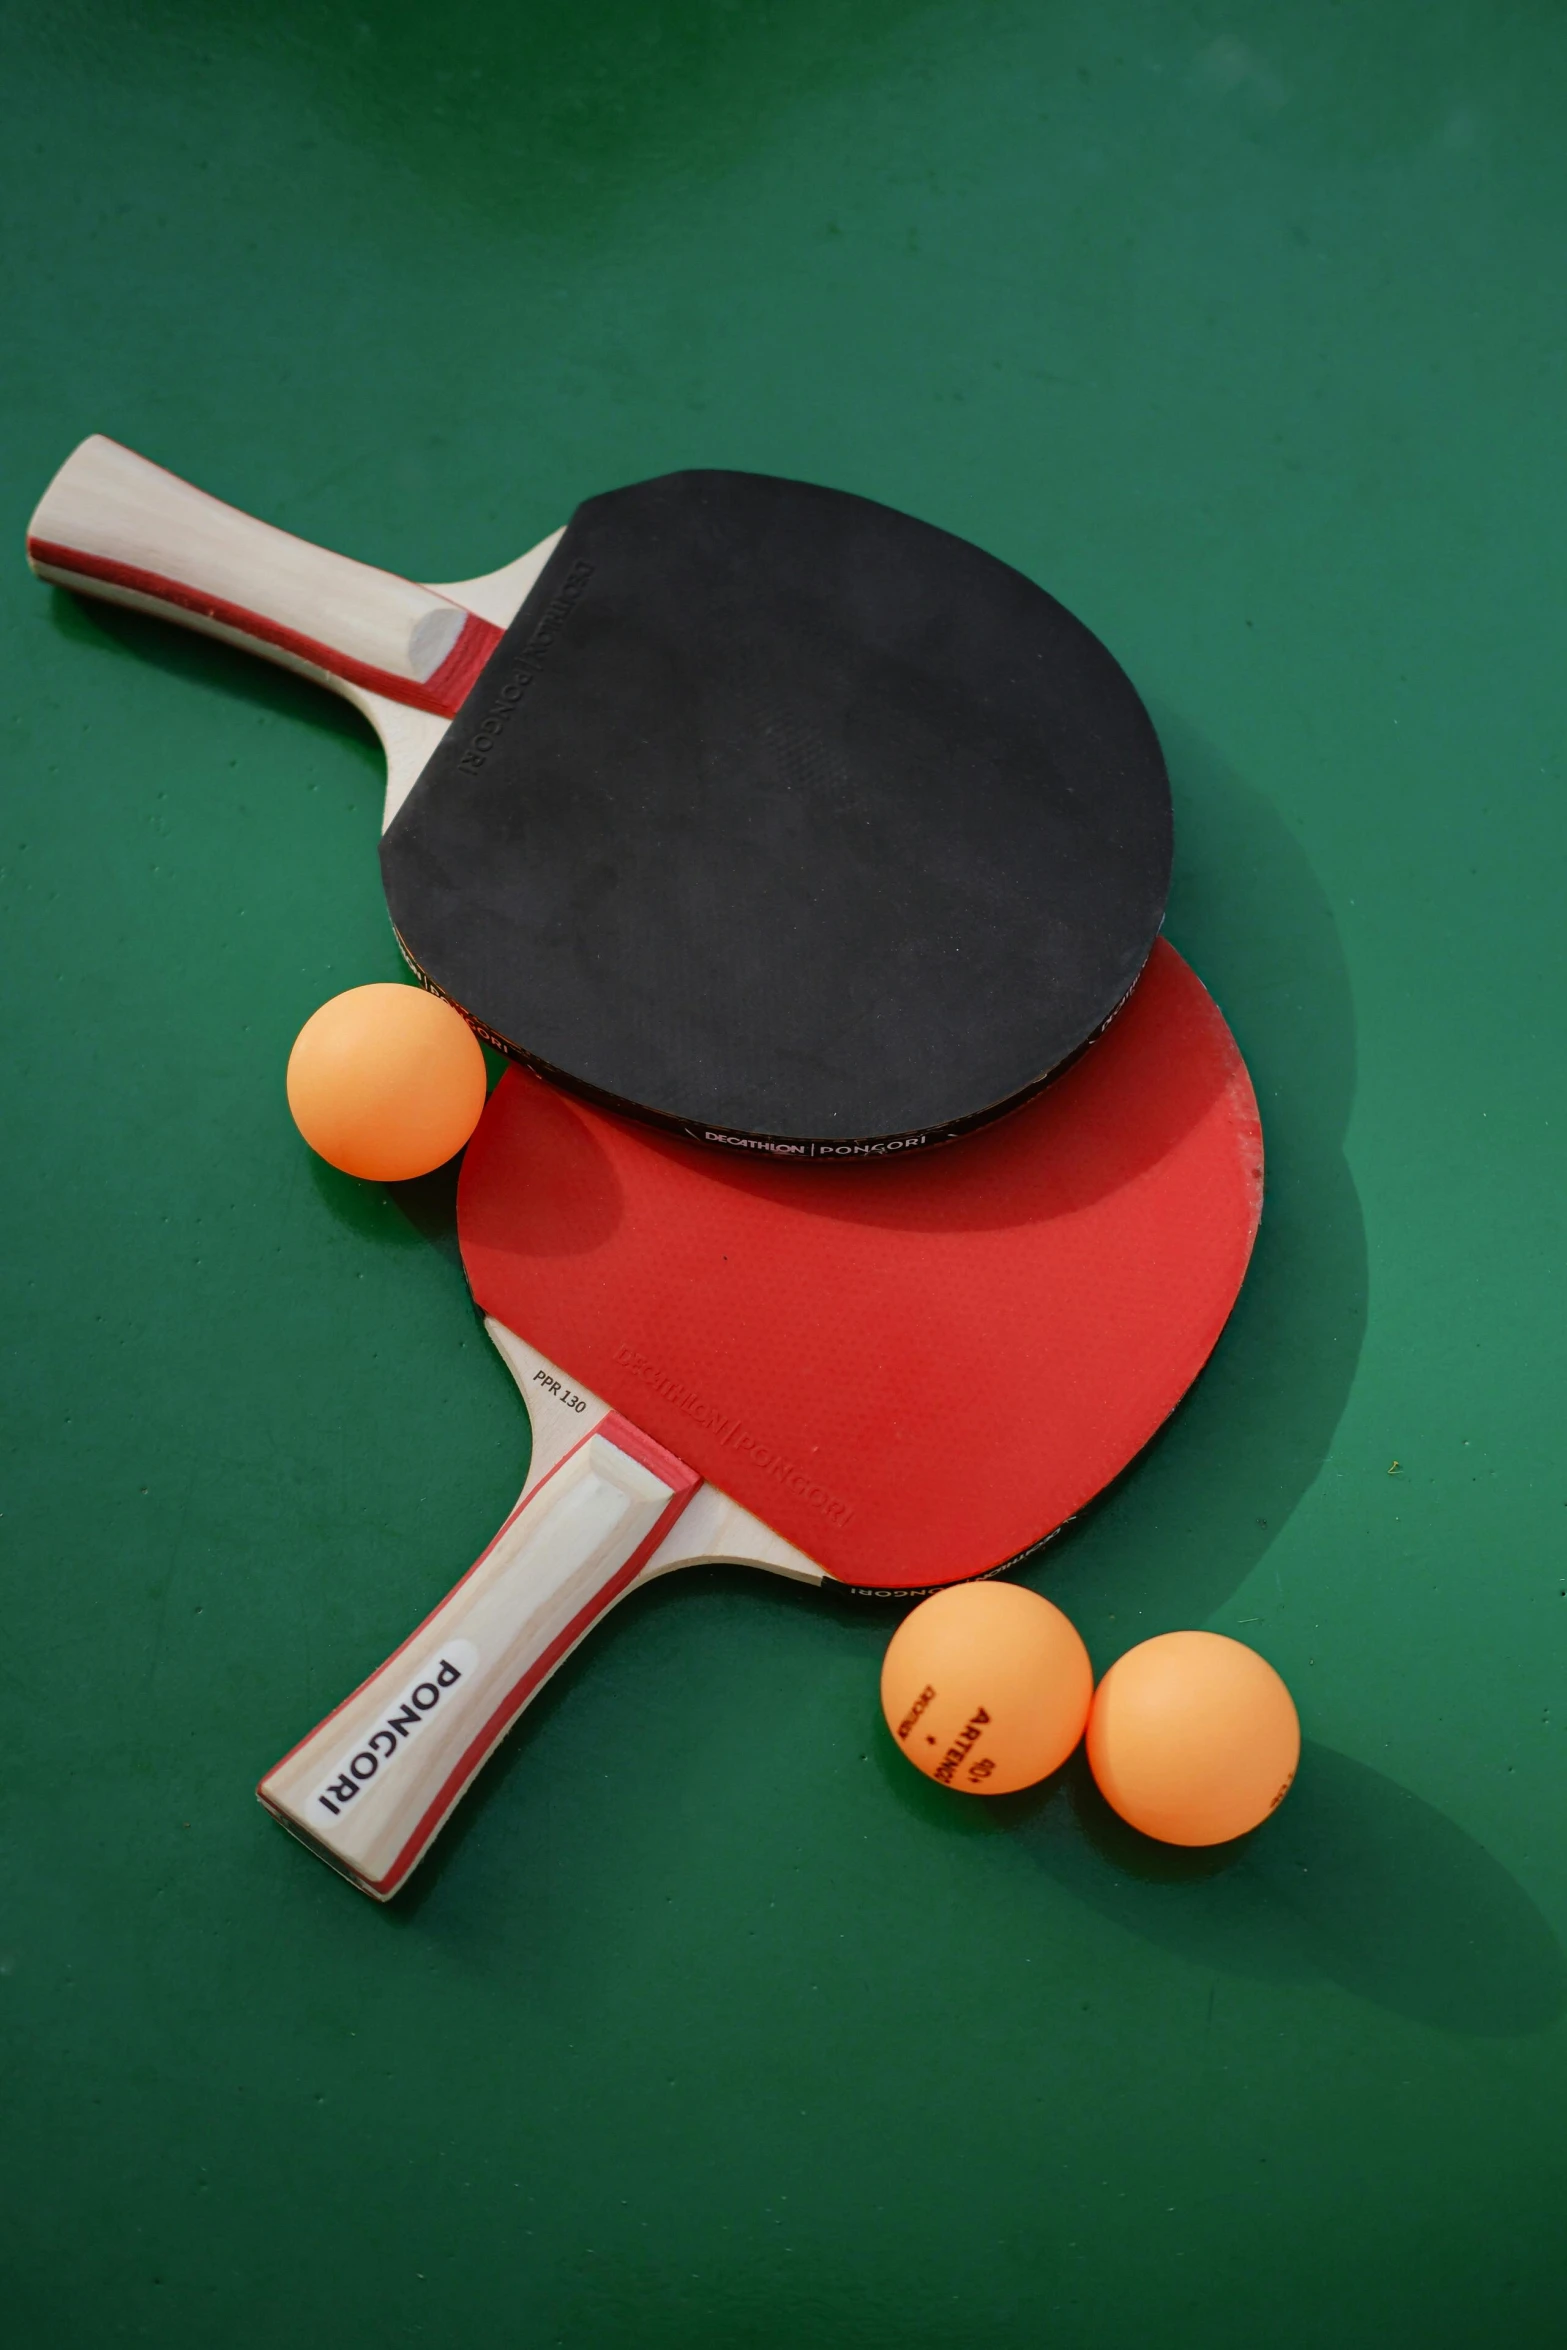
xmin=257 ymin=1416 xmax=700 ymax=1900
xmin=26 ymin=434 xmax=502 ymax=719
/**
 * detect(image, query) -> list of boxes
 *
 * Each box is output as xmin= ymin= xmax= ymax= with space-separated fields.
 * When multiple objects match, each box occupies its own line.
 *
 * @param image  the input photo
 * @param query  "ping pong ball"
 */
xmin=880 ymin=1582 xmax=1093 ymax=1795
xmin=1086 ymin=1631 xmax=1299 ymax=1846
xmin=286 ymin=983 xmax=487 ymax=1181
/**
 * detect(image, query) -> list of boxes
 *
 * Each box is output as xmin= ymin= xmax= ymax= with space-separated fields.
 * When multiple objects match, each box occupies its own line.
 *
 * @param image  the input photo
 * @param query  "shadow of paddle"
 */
xmin=44 ymin=581 xmax=378 ymax=747
xmin=1034 ymin=715 xmax=1370 ymax=1638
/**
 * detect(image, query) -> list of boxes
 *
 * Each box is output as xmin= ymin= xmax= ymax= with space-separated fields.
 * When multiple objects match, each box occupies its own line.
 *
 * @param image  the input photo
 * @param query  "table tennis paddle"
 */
xmin=257 ymin=941 xmax=1261 ymax=1899
xmin=28 ymin=437 xmax=1171 ymax=1154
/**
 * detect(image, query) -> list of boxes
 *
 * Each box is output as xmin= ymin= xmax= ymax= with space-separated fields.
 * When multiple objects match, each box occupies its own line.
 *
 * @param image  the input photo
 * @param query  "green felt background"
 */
xmin=3 ymin=3 xmax=1565 ymax=2343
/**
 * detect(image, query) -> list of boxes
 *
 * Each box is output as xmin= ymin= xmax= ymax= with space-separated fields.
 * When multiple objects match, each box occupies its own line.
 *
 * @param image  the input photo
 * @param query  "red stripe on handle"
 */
xmin=28 ymin=537 xmax=503 ymax=719
xmin=370 ymin=1415 xmax=700 ymax=1897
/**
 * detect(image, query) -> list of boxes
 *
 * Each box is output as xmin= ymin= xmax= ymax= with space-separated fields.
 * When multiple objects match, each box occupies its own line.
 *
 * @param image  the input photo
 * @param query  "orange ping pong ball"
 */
xmin=880 ymin=1581 xmax=1093 ymax=1795
xmin=286 ymin=983 xmax=488 ymax=1181
xmin=1086 ymin=1630 xmax=1300 ymax=1846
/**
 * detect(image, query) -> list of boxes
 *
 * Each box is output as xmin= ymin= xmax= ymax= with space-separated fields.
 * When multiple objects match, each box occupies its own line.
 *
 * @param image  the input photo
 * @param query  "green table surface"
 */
xmin=4 ymin=4 xmax=1565 ymax=2344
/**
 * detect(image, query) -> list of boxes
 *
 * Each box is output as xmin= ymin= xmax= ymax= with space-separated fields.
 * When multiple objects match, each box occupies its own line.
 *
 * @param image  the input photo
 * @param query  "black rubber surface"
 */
xmin=381 ymin=471 xmax=1171 ymax=1151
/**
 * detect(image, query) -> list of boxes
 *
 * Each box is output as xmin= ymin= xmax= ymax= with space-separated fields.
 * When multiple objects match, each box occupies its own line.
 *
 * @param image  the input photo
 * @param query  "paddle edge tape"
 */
xmin=392 ymin=923 xmax=1145 ymax=1157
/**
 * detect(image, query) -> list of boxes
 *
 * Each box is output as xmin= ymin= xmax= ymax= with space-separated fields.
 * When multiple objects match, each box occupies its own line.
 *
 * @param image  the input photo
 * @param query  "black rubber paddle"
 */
xmin=29 ymin=444 xmax=1170 ymax=1153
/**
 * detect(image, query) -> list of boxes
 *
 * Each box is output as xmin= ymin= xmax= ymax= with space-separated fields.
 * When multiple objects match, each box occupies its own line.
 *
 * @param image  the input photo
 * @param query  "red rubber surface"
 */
xmin=459 ymin=941 xmax=1262 ymax=1590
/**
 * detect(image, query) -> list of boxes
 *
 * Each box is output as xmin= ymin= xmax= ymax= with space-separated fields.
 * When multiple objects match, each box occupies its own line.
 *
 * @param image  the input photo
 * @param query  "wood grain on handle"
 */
xmin=26 ymin=434 xmax=502 ymax=717
xmin=258 ymin=1416 xmax=700 ymax=1899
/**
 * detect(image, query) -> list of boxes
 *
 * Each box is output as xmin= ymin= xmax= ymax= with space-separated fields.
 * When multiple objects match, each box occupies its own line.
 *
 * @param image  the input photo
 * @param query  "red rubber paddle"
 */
xmin=259 ymin=941 xmax=1261 ymax=1898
